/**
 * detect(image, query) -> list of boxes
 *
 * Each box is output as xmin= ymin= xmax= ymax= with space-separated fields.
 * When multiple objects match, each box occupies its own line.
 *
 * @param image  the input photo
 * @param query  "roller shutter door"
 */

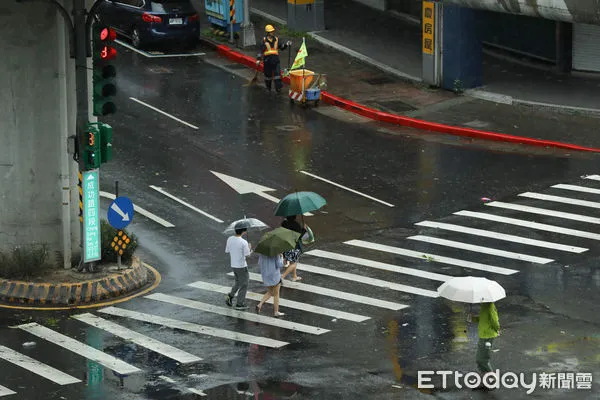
xmin=573 ymin=23 xmax=600 ymax=72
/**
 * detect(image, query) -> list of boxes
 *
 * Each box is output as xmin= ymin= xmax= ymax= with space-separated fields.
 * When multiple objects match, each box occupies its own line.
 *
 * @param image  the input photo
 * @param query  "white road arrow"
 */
xmin=110 ymin=202 xmax=130 ymax=222
xmin=211 ymin=171 xmax=313 ymax=216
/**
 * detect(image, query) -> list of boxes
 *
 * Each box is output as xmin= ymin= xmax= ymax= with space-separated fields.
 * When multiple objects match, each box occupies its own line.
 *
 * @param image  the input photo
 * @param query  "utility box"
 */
xmin=287 ymin=0 xmax=325 ymax=32
xmin=205 ymin=0 xmax=245 ymax=32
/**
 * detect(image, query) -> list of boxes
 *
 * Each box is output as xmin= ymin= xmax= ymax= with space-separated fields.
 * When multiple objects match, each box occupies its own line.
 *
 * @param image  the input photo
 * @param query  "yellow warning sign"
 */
xmin=111 ymin=231 xmax=131 ymax=256
xmin=422 ymin=1 xmax=435 ymax=55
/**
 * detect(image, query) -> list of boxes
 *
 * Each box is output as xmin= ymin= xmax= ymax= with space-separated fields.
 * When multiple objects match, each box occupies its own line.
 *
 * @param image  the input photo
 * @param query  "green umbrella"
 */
xmin=254 ymin=227 xmax=301 ymax=257
xmin=274 ymin=191 xmax=327 ymax=217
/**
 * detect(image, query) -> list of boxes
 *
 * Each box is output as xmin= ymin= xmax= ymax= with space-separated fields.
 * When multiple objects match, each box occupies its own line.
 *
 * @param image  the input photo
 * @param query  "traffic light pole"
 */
xmin=74 ymin=0 xmax=91 ymax=272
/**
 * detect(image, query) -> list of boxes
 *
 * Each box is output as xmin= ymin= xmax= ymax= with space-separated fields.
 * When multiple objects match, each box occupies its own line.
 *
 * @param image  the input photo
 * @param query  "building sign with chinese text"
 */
xmin=422 ymin=1 xmax=435 ymax=55
xmin=83 ymin=170 xmax=101 ymax=262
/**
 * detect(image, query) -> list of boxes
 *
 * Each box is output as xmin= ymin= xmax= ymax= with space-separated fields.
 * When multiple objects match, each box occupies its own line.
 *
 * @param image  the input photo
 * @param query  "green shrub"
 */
xmin=0 ymin=243 xmax=52 ymax=280
xmin=100 ymin=219 xmax=138 ymax=265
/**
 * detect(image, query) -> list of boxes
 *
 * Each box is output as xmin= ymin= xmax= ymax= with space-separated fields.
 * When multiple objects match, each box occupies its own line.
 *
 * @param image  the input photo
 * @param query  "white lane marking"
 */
xmin=518 ymin=192 xmax=600 ymax=210
xmin=145 ymin=293 xmax=329 ymax=335
xmin=210 ymin=171 xmax=313 ymax=216
xmin=304 ymin=249 xmax=450 ymax=282
xmin=99 ymin=191 xmax=175 ymax=228
xmin=187 ymin=281 xmax=369 ymax=322
xmin=584 ymin=175 xmax=600 ymax=181
xmin=149 ymin=185 xmax=224 ymax=223
xmin=158 ymin=376 xmax=207 ymax=397
xmin=455 ymin=210 xmax=600 ymax=241
xmin=415 ymin=221 xmax=587 ymax=253
xmin=552 ymin=183 xmax=600 ymax=195
xmin=17 ymin=323 xmax=141 ymax=375
xmin=486 ymin=201 xmax=600 ymax=226
xmin=299 ymin=170 xmax=394 ymax=207
xmin=129 ymin=97 xmax=199 ymax=129
xmin=238 ymin=272 xmax=409 ymax=310
xmin=98 ymin=306 xmax=288 ymax=348
xmin=296 ymin=262 xmax=439 ymax=298
xmin=0 ymin=385 xmax=15 ymax=397
xmin=73 ymin=313 xmax=202 ymax=364
xmin=0 ymin=345 xmax=80 ymax=385
xmin=115 ymin=39 xmax=206 ymax=58
xmin=344 ymin=240 xmax=519 ymax=275
xmin=407 ymin=235 xmax=554 ymax=264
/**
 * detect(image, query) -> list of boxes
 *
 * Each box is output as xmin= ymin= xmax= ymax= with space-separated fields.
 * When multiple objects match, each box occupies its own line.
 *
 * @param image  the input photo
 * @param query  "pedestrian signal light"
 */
xmin=83 ymin=123 xmax=101 ymax=170
xmin=92 ymin=25 xmax=117 ymax=116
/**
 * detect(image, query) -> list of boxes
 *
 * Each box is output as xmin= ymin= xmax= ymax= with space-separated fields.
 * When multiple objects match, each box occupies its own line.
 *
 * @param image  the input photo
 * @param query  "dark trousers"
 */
xmin=263 ymin=57 xmax=282 ymax=91
xmin=229 ymin=267 xmax=249 ymax=306
xmin=476 ymin=338 xmax=494 ymax=374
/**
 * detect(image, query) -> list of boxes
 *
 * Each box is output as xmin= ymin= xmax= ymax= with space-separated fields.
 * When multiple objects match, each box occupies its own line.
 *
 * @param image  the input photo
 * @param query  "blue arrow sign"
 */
xmin=107 ymin=196 xmax=134 ymax=229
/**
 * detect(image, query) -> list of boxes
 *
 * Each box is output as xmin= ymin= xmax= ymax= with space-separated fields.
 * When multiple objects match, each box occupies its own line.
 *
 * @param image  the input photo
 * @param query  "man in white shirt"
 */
xmin=225 ymin=226 xmax=252 ymax=309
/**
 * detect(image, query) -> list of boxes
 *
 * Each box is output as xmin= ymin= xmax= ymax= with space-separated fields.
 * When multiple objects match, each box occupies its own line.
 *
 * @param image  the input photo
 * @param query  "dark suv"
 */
xmin=97 ymin=0 xmax=200 ymax=49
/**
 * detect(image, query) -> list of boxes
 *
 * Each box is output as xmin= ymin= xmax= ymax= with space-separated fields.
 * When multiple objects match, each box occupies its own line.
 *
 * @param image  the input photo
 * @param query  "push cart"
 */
xmin=288 ymin=69 xmax=326 ymax=107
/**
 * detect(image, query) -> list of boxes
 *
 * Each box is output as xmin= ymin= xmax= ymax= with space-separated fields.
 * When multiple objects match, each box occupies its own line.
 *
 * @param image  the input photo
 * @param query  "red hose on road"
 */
xmin=213 ymin=43 xmax=600 ymax=153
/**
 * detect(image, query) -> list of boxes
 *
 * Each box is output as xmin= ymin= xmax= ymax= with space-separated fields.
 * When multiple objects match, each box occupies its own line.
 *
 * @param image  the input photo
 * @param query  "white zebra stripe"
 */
xmin=72 ymin=313 xmax=202 ymax=364
xmin=17 ymin=323 xmax=141 ymax=375
xmin=238 ymin=272 xmax=409 ymax=310
xmin=486 ymin=201 xmax=600 ymax=225
xmin=518 ymin=192 xmax=600 ymax=210
xmin=552 ymin=183 xmax=600 ymax=195
xmin=98 ymin=306 xmax=288 ymax=348
xmin=583 ymin=175 xmax=600 ymax=181
xmin=145 ymin=293 xmax=329 ymax=335
xmin=0 ymin=385 xmax=15 ymax=397
xmin=344 ymin=240 xmax=519 ymax=275
xmin=455 ymin=210 xmax=600 ymax=241
xmin=415 ymin=221 xmax=587 ymax=253
xmin=187 ymin=280 xmax=369 ymax=322
xmin=407 ymin=235 xmax=553 ymax=264
xmin=0 ymin=345 xmax=80 ymax=385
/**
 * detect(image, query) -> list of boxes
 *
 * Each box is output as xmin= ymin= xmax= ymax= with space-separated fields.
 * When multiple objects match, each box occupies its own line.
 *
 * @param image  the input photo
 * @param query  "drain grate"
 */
xmin=366 ymin=100 xmax=416 ymax=113
xmin=225 ymin=63 xmax=249 ymax=70
xmin=148 ymin=66 xmax=173 ymax=74
xmin=362 ymin=76 xmax=396 ymax=85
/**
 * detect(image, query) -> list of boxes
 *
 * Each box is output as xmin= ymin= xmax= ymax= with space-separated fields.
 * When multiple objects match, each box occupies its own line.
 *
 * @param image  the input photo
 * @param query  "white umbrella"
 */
xmin=437 ymin=276 xmax=506 ymax=304
xmin=223 ymin=217 xmax=269 ymax=236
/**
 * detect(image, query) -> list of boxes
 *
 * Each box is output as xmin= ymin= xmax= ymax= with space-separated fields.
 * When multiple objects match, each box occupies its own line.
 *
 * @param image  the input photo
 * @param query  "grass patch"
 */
xmin=0 ymin=243 xmax=53 ymax=280
xmin=100 ymin=219 xmax=139 ymax=265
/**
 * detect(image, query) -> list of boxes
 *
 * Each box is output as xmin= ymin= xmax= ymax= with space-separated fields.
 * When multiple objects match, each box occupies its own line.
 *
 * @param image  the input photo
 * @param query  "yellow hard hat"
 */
xmin=265 ymin=24 xmax=275 ymax=33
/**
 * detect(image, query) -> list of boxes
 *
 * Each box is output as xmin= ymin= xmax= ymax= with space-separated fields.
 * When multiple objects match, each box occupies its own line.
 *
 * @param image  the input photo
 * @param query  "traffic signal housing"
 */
xmin=83 ymin=123 xmax=101 ymax=170
xmin=92 ymin=25 xmax=117 ymax=116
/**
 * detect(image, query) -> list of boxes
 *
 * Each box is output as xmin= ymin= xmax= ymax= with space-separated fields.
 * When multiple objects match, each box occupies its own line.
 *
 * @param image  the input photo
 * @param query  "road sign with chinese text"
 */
xmin=422 ymin=1 xmax=435 ymax=55
xmin=83 ymin=170 xmax=101 ymax=262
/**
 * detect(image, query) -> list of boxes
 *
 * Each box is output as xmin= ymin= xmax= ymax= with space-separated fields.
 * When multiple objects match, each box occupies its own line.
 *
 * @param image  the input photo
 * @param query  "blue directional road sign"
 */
xmin=107 ymin=196 xmax=134 ymax=229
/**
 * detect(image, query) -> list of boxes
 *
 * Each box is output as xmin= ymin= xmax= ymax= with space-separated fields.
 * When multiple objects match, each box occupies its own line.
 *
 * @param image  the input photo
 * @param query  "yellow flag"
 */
xmin=290 ymin=38 xmax=308 ymax=70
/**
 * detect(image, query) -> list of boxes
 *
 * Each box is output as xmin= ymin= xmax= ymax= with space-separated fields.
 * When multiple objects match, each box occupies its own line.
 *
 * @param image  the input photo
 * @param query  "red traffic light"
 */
xmin=100 ymin=45 xmax=117 ymax=60
xmin=100 ymin=27 xmax=117 ymax=41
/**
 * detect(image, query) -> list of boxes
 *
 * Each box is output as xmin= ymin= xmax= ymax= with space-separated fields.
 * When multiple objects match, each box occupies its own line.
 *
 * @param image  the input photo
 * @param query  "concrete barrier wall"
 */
xmin=445 ymin=0 xmax=600 ymax=24
xmin=0 ymin=0 xmax=80 ymax=265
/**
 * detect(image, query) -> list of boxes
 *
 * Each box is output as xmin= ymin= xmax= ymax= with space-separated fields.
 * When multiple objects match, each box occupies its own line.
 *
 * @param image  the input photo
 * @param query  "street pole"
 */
xmin=241 ymin=0 xmax=256 ymax=48
xmin=115 ymin=180 xmax=122 ymax=270
xmin=73 ymin=0 xmax=90 ymax=272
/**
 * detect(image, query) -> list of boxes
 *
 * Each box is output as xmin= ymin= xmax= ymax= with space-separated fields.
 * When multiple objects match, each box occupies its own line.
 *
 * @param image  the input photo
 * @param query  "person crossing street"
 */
xmin=256 ymin=24 xmax=292 ymax=93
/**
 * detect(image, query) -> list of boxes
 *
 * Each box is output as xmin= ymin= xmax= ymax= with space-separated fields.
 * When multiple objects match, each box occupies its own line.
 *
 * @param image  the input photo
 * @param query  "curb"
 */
xmin=0 ymin=258 xmax=150 ymax=306
xmin=201 ymin=38 xmax=600 ymax=153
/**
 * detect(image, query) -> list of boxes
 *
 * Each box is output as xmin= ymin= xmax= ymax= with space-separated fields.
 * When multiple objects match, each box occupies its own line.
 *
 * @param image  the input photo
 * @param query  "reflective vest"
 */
xmin=263 ymin=37 xmax=279 ymax=56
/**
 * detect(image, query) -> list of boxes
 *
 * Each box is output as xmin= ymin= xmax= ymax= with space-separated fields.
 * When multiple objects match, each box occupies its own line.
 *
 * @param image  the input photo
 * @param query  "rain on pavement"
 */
xmin=0 ymin=43 xmax=598 ymax=400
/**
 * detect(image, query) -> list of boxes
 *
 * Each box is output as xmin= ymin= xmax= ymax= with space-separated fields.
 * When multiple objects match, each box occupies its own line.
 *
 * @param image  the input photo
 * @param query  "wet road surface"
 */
xmin=0 ymin=44 xmax=598 ymax=399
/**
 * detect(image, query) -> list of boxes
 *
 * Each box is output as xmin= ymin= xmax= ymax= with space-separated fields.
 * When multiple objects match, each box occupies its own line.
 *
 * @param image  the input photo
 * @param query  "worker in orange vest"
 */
xmin=256 ymin=24 xmax=292 ymax=93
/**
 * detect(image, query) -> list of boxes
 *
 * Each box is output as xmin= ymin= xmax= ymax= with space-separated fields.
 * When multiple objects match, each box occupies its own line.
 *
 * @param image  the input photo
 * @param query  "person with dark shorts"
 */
xmin=280 ymin=215 xmax=306 ymax=281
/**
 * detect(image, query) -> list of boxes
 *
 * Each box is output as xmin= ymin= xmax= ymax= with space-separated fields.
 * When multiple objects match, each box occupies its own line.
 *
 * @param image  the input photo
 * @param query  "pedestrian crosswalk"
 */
xmin=3 ymin=174 xmax=600 ymax=397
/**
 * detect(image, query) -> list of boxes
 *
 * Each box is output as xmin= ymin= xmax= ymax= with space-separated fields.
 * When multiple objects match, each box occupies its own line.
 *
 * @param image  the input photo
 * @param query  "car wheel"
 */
xmin=132 ymin=27 xmax=143 ymax=49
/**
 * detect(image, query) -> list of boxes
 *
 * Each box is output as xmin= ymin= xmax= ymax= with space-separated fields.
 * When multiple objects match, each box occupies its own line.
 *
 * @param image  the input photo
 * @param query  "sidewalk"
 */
xmin=196 ymin=1 xmax=600 ymax=151
xmin=251 ymin=0 xmax=600 ymax=113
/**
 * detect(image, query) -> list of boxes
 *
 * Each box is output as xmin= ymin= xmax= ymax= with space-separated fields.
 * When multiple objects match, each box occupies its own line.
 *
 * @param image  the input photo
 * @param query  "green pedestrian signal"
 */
xmin=92 ymin=25 xmax=117 ymax=116
xmin=99 ymin=123 xmax=113 ymax=163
